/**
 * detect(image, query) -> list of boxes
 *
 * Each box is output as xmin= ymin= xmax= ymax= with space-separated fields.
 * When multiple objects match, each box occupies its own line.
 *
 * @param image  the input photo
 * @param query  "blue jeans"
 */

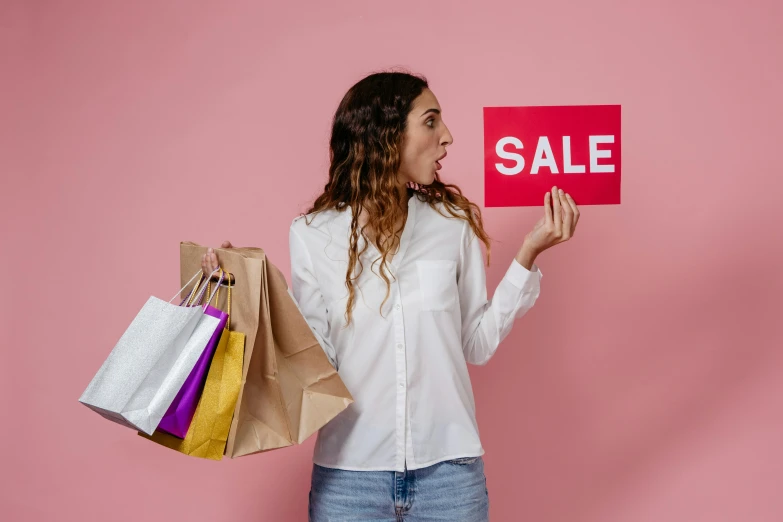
xmin=308 ymin=456 xmax=490 ymax=521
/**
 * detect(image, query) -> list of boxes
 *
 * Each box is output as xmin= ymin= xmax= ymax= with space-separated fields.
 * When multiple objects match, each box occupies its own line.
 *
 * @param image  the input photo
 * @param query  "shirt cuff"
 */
xmin=504 ymin=258 xmax=543 ymax=292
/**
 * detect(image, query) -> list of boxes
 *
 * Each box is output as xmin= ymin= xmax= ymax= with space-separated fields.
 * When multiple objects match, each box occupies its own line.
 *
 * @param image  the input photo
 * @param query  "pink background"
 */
xmin=2 ymin=1 xmax=781 ymax=520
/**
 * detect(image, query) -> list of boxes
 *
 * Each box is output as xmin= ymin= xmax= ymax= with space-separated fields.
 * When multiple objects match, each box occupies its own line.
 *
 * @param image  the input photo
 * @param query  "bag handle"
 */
xmin=226 ymin=273 xmax=232 ymax=330
xmin=183 ymin=274 xmax=205 ymax=306
xmin=206 ymin=269 xmax=233 ymax=330
xmin=169 ymin=269 xmax=207 ymax=304
xmin=206 ymin=268 xmax=224 ymax=309
xmin=193 ymin=269 xmax=225 ymax=310
xmin=169 ymin=267 xmax=222 ymax=305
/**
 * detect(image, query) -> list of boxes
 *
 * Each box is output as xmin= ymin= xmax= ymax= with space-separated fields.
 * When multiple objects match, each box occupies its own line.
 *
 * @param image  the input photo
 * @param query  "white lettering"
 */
xmin=495 ymin=137 xmax=525 ymax=175
xmin=563 ymin=136 xmax=586 ymax=174
xmin=531 ymin=136 xmax=559 ymax=174
xmin=589 ymin=135 xmax=615 ymax=173
xmin=493 ymin=134 xmax=616 ymax=175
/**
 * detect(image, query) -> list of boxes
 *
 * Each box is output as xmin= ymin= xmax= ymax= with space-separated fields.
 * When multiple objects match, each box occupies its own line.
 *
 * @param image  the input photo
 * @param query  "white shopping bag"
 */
xmin=79 ymin=269 xmax=222 ymax=435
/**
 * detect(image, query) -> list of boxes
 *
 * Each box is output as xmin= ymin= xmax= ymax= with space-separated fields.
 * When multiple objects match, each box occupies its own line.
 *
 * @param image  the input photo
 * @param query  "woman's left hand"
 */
xmin=516 ymin=185 xmax=580 ymax=268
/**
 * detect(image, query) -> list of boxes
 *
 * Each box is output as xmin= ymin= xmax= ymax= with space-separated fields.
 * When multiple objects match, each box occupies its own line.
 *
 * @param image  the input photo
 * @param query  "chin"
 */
xmin=408 ymin=171 xmax=436 ymax=188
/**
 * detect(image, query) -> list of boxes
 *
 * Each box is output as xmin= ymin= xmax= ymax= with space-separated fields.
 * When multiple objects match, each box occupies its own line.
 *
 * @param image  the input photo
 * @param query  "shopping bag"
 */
xmin=79 ymin=269 xmax=222 ymax=435
xmin=179 ymin=242 xmax=354 ymax=458
xmin=140 ymin=274 xmax=245 ymax=459
xmin=156 ymin=270 xmax=229 ymax=438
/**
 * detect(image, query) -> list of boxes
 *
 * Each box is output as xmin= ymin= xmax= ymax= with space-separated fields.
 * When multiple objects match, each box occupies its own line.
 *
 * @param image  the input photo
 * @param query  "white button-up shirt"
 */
xmin=288 ymin=194 xmax=542 ymax=472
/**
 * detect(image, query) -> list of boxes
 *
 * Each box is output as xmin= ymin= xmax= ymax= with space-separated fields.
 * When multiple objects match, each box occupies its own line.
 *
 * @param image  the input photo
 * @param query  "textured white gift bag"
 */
xmin=79 ymin=270 xmax=222 ymax=435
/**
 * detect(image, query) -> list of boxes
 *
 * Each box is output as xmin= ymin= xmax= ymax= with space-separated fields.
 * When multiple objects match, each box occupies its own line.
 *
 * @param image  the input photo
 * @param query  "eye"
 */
xmin=426 ymin=118 xmax=435 ymax=128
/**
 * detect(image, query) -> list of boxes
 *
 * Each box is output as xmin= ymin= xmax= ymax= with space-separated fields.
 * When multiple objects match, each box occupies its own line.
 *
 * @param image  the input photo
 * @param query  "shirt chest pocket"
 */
xmin=416 ymin=260 xmax=458 ymax=312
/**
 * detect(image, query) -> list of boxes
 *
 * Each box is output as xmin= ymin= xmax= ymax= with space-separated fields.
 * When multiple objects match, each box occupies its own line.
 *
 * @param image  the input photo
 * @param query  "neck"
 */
xmin=397 ymin=184 xmax=413 ymax=210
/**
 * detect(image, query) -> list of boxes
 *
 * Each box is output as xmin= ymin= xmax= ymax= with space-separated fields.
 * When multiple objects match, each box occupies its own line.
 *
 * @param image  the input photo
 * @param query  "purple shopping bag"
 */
xmin=156 ymin=273 xmax=229 ymax=438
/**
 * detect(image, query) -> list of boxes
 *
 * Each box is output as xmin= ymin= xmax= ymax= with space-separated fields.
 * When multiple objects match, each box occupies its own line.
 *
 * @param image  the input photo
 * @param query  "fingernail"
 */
xmin=559 ymin=189 xmax=564 ymax=195
xmin=208 ymin=248 xmax=213 ymax=253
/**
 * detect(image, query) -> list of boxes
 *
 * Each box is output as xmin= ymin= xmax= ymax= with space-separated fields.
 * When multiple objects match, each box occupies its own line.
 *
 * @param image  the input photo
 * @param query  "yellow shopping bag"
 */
xmin=140 ymin=272 xmax=245 ymax=460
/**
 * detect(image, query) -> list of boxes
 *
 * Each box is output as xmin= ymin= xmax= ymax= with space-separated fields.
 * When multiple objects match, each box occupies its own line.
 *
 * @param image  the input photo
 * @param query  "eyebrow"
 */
xmin=420 ymin=108 xmax=441 ymax=117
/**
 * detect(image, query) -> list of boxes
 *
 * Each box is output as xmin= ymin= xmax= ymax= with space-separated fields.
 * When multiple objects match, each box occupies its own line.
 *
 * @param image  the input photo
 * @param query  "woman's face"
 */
xmin=398 ymin=88 xmax=454 ymax=187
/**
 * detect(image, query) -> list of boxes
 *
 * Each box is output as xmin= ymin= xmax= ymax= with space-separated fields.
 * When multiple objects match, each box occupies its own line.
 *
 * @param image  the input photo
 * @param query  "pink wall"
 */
xmin=2 ymin=1 xmax=782 ymax=520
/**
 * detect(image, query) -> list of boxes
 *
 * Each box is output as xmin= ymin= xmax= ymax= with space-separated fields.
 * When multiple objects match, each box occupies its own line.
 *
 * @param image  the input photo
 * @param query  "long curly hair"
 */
xmin=303 ymin=70 xmax=492 ymax=326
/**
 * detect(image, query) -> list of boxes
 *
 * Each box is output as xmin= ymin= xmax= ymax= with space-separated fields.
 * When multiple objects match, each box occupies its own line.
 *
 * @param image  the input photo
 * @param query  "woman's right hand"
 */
xmin=201 ymin=241 xmax=233 ymax=277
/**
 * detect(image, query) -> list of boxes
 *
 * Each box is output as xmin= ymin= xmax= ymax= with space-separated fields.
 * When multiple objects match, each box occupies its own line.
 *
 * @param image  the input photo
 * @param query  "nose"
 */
xmin=441 ymin=125 xmax=454 ymax=146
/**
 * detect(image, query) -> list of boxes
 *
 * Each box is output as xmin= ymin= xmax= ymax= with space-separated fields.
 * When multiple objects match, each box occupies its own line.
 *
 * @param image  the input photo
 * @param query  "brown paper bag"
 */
xmin=179 ymin=242 xmax=354 ymax=458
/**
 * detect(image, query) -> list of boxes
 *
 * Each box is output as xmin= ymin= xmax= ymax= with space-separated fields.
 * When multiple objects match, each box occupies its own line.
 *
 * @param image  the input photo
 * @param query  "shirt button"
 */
xmin=399 ymin=382 xmax=404 ymax=388
xmin=395 ymin=304 xmax=401 ymax=310
xmin=396 ymin=343 xmax=404 ymax=350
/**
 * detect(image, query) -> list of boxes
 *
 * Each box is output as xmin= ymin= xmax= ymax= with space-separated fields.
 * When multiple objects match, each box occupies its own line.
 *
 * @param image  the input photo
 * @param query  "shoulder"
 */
xmin=414 ymin=198 xmax=472 ymax=248
xmin=420 ymin=195 xmax=470 ymax=219
xmin=290 ymin=207 xmax=348 ymax=246
xmin=421 ymin=198 xmax=471 ymax=229
xmin=291 ymin=207 xmax=344 ymax=231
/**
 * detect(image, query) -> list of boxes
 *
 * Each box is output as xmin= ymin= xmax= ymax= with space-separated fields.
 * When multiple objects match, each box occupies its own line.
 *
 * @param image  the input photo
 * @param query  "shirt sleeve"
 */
xmin=289 ymin=220 xmax=339 ymax=370
xmin=457 ymin=220 xmax=543 ymax=365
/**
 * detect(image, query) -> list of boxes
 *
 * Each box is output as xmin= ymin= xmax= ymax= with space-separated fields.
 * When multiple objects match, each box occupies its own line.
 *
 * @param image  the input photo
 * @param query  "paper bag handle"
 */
xmin=193 ymin=268 xmax=225 ymax=310
xmin=170 ymin=270 xmax=205 ymax=304
xmin=169 ymin=267 xmax=221 ymax=305
xmin=205 ymin=268 xmax=225 ymax=308
xmin=206 ymin=269 xmax=233 ymax=330
xmin=183 ymin=274 xmax=205 ymax=306
xmin=226 ymin=274 xmax=232 ymax=330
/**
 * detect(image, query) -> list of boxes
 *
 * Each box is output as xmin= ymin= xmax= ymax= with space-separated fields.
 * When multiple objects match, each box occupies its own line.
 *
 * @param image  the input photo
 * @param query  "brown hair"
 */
xmin=303 ymin=70 xmax=492 ymax=326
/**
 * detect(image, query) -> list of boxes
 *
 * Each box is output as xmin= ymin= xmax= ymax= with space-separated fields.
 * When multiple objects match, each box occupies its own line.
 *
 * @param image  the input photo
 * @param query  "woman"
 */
xmin=202 ymin=71 xmax=579 ymax=521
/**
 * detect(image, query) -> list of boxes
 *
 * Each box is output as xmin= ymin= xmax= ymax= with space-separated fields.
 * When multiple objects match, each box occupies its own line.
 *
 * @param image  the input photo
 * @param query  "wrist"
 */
xmin=515 ymin=243 xmax=539 ymax=270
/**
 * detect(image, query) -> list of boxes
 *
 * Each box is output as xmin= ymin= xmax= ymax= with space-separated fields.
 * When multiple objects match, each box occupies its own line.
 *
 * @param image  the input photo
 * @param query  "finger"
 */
xmin=559 ymin=190 xmax=573 ymax=239
xmin=206 ymin=248 xmax=216 ymax=273
xmin=202 ymin=255 xmax=214 ymax=280
xmin=221 ymin=241 xmax=232 ymax=248
xmin=551 ymin=186 xmax=562 ymax=234
xmin=544 ymin=191 xmax=553 ymax=225
xmin=565 ymin=193 xmax=579 ymax=231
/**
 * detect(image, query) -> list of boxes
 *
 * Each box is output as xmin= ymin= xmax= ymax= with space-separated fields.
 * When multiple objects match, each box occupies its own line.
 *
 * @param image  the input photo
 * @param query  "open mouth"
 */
xmin=435 ymin=151 xmax=447 ymax=170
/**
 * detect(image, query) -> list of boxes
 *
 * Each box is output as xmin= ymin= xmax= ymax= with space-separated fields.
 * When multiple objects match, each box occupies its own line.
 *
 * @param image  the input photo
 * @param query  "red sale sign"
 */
xmin=484 ymin=105 xmax=621 ymax=206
